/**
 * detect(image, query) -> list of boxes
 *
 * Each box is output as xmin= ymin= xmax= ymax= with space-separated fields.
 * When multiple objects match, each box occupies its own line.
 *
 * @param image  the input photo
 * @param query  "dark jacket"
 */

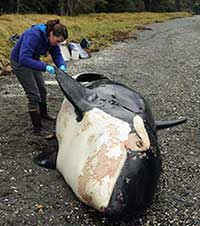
xmin=11 ymin=24 xmax=65 ymax=71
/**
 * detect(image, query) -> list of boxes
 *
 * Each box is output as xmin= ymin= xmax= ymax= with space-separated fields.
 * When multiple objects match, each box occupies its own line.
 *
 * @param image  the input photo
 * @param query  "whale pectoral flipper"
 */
xmin=55 ymin=68 xmax=96 ymax=120
xmin=155 ymin=117 xmax=187 ymax=130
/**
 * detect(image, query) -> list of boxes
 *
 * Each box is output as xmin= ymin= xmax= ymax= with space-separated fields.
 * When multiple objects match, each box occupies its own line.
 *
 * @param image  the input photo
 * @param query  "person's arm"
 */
xmin=19 ymin=33 xmax=47 ymax=71
xmin=49 ymin=45 xmax=66 ymax=68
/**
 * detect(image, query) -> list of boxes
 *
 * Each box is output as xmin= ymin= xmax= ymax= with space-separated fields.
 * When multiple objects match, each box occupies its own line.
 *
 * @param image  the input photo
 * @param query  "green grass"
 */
xmin=0 ymin=12 xmax=191 ymax=73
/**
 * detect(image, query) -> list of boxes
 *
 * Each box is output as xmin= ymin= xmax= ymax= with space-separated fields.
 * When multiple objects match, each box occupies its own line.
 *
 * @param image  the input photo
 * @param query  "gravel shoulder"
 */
xmin=0 ymin=15 xmax=199 ymax=226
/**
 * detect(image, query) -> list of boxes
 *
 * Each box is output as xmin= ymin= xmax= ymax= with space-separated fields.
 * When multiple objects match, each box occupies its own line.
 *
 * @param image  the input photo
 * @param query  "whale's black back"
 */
xmin=78 ymin=77 xmax=157 ymax=135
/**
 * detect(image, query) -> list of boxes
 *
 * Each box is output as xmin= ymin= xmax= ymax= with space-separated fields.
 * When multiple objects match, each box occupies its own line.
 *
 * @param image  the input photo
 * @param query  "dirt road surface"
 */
xmin=0 ymin=15 xmax=199 ymax=226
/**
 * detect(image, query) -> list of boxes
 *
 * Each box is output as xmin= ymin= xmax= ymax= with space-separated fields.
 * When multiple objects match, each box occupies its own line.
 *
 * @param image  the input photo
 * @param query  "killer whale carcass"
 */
xmin=37 ymin=68 xmax=187 ymax=215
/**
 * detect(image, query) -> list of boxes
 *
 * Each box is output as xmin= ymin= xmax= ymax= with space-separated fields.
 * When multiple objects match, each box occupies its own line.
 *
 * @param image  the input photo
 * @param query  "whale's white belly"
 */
xmin=56 ymin=98 xmax=131 ymax=210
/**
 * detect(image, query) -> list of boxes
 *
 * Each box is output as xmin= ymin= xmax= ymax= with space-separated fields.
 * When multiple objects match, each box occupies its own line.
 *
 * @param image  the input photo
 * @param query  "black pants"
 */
xmin=11 ymin=59 xmax=47 ymax=111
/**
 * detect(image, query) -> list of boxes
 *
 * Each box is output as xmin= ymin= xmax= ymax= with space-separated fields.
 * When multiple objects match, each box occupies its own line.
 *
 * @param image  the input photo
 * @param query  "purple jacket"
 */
xmin=11 ymin=24 xmax=65 ymax=71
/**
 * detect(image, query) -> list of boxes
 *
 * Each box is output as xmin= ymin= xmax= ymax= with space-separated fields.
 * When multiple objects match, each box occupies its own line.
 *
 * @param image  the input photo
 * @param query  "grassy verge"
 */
xmin=0 ymin=12 xmax=191 ymax=75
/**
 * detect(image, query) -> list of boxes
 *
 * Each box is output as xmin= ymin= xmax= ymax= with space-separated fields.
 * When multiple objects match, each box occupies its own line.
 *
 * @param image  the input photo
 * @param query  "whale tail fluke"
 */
xmin=155 ymin=117 xmax=187 ymax=130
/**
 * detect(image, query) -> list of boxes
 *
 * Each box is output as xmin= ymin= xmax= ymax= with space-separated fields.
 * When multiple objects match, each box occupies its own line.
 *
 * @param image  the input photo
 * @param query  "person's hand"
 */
xmin=59 ymin=64 xmax=67 ymax=73
xmin=46 ymin=65 xmax=55 ymax=75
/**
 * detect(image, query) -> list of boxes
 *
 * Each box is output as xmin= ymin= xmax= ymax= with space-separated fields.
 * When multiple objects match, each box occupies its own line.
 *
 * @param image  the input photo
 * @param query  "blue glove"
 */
xmin=45 ymin=65 xmax=55 ymax=75
xmin=59 ymin=64 xmax=67 ymax=73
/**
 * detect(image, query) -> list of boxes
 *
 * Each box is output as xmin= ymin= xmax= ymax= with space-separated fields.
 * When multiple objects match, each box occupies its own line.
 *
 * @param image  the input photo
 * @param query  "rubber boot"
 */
xmin=29 ymin=109 xmax=54 ymax=139
xmin=39 ymin=102 xmax=56 ymax=121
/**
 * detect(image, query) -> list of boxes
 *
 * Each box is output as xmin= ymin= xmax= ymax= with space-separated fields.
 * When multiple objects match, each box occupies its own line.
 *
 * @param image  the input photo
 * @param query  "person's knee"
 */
xmin=40 ymin=89 xmax=47 ymax=102
xmin=27 ymin=95 xmax=41 ymax=111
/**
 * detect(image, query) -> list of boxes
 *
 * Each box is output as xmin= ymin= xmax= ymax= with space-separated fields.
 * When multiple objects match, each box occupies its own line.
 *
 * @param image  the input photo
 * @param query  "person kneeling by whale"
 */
xmin=10 ymin=19 xmax=68 ymax=137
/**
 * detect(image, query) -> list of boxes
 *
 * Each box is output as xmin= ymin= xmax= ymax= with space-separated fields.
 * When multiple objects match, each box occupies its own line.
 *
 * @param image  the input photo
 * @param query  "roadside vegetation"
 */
xmin=0 ymin=12 xmax=190 ymax=75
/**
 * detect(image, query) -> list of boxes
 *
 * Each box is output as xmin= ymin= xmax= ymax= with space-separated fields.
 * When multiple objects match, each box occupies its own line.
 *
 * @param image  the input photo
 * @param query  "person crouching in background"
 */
xmin=10 ymin=19 xmax=68 ymax=137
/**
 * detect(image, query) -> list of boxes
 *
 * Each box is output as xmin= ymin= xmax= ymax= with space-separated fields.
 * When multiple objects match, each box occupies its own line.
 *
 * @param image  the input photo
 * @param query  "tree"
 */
xmin=58 ymin=0 xmax=67 ymax=15
xmin=66 ymin=0 xmax=78 ymax=15
xmin=144 ymin=0 xmax=150 ymax=11
xmin=94 ymin=0 xmax=108 ymax=12
xmin=152 ymin=0 xmax=160 ymax=10
xmin=58 ymin=0 xmax=100 ymax=15
xmin=17 ymin=0 xmax=20 ymax=13
xmin=106 ymin=0 xmax=135 ymax=12
xmin=175 ymin=0 xmax=181 ymax=10
xmin=1 ymin=0 xmax=200 ymax=14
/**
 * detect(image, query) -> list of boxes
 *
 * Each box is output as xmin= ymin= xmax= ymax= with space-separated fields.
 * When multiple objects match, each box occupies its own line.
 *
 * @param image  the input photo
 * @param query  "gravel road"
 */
xmin=0 ymin=15 xmax=199 ymax=226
